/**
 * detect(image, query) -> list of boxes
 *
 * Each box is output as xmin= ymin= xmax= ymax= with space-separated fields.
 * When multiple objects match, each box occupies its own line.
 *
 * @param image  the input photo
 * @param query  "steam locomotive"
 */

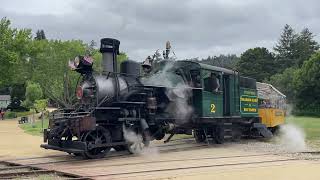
xmin=41 ymin=38 xmax=272 ymax=159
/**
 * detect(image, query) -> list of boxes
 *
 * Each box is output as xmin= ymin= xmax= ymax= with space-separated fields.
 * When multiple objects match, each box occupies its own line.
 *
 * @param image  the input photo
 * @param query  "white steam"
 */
xmin=141 ymin=63 xmax=194 ymax=124
xmin=276 ymin=104 xmax=308 ymax=152
xmin=278 ymin=124 xmax=307 ymax=152
xmin=123 ymin=124 xmax=143 ymax=145
xmin=165 ymin=84 xmax=193 ymax=124
xmin=122 ymin=125 xmax=159 ymax=158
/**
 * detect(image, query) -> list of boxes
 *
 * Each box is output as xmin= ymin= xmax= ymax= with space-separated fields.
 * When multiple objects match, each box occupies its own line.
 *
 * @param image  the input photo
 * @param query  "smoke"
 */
xmin=274 ymin=105 xmax=308 ymax=152
xmin=165 ymin=84 xmax=193 ymax=124
xmin=278 ymin=124 xmax=307 ymax=152
xmin=141 ymin=63 xmax=175 ymax=87
xmin=122 ymin=124 xmax=159 ymax=158
xmin=141 ymin=62 xmax=194 ymax=124
xmin=123 ymin=124 xmax=143 ymax=146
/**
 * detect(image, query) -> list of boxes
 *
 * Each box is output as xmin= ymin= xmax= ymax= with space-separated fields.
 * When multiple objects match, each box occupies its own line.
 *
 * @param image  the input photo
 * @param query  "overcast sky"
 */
xmin=1 ymin=0 xmax=319 ymax=61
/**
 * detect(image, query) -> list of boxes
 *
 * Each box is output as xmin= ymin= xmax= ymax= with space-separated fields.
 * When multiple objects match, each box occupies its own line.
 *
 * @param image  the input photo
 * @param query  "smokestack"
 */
xmin=99 ymin=38 xmax=120 ymax=73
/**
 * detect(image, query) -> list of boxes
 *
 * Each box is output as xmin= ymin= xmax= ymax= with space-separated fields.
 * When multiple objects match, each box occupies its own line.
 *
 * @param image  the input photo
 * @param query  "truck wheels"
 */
xmin=214 ymin=125 xmax=224 ymax=144
xmin=81 ymin=126 xmax=112 ymax=159
xmin=193 ymin=129 xmax=206 ymax=143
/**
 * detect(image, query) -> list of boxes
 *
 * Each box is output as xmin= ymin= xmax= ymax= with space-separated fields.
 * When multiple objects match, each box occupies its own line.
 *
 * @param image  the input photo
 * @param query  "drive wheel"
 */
xmin=193 ymin=129 xmax=206 ymax=143
xmin=82 ymin=126 xmax=111 ymax=159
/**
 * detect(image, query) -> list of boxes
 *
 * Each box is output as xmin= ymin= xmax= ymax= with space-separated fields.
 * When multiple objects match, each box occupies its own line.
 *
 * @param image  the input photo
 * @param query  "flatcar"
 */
xmin=41 ymin=38 xmax=276 ymax=158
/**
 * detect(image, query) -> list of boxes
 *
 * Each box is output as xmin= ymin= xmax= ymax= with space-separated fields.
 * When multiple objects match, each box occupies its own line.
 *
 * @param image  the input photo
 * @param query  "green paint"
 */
xmin=202 ymin=91 xmax=223 ymax=117
xmin=240 ymin=88 xmax=258 ymax=117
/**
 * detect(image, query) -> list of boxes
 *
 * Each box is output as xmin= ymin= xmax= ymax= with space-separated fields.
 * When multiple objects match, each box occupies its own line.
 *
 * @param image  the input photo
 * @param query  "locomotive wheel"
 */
xmin=82 ymin=126 xmax=112 ymax=159
xmin=127 ymin=132 xmax=150 ymax=154
xmin=193 ymin=129 xmax=206 ymax=143
xmin=214 ymin=125 xmax=224 ymax=144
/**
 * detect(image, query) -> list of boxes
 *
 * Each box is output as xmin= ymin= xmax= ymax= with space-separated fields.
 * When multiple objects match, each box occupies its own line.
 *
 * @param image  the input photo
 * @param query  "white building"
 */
xmin=0 ymin=95 xmax=11 ymax=109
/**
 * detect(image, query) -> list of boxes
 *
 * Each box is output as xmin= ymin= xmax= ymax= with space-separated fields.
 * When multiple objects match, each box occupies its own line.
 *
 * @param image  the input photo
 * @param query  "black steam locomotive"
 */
xmin=41 ymin=38 xmax=272 ymax=158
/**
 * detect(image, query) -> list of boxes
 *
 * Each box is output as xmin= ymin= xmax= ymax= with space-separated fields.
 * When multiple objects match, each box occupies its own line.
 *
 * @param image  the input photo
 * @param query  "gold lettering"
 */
xmin=210 ymin=104 xmax=216 ymax=113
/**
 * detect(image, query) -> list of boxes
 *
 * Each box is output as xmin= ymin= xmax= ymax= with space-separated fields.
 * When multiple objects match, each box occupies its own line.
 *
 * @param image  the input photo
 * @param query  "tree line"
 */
xmin=196 ymin=24 xmax=320 ymax=116
xmin=0 ymin=17 xmax=127 ymax=111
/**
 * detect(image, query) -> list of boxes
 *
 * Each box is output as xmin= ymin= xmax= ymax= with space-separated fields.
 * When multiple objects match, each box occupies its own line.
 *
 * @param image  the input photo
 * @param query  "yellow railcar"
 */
xmin=259 ymin=108 xmax=285 ymax=127
xmin=257 ymin=82 xmax=286 ymax=132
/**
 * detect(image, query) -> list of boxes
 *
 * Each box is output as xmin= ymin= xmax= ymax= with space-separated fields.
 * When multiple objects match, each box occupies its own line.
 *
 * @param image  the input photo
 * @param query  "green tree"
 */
xmin=34 ymin=99 xmax=48 ymax=112
xmin=294 ymin=28 xmax=319 ymax=66
xmin=197 ymin=54 xmax=240 ymax=69
xmin=0 ymin=17 xmax=32 ymax=87
xmin=23 ymin=81 xmax=43 ymax=108
xmin=35 ymin=29 xmax=46 ymax=40
xmin=274 ymin=25 xmax=297 ymax=59
xmin=237 ymin=47 xmax=276 ymax=82
xmin=268 ymin=68 xmax=297 ymax=102
xmin=30 ymin=40 xmax=86 ymax=107
xmin=274 ymin=25 xmax=319 ymax=71
xmin=293 ymin=52 xmax=320 ymax=113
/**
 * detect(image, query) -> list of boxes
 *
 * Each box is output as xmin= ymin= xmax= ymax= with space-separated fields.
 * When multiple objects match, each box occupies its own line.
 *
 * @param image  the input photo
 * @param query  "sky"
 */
xmin=1 ymin=0 xmax=320 ymax=61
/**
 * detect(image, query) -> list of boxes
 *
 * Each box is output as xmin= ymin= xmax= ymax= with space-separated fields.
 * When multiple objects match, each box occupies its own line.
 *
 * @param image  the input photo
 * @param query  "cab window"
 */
xmin=202 ymin=70 xmax=221 ymax=93
xmin=190 ymin=70 xmax=201 ymax=88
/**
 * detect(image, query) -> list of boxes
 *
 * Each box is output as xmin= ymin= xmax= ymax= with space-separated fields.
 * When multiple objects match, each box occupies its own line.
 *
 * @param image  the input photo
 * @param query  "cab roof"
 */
xmin=169 ymin=60 xmax=238 ymax=75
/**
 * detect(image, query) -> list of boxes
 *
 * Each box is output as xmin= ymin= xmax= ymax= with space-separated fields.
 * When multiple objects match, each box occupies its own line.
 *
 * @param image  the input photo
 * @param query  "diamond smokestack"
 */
xmin=99 ymin=38 xmax=120 ymax=73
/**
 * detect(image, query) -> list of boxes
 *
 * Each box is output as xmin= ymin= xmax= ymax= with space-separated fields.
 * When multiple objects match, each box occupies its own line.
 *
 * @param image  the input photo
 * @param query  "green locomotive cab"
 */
xmin=146 ymin=60 xmax=272 ymax=143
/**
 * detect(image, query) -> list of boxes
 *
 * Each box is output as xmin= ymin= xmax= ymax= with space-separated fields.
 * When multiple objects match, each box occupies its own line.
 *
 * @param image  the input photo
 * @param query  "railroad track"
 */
xmin=0 ymin=161 xmax=84 ymax=179
xmin=1 ymin=138 xmax=319 ymax=180
xmin=0 ymin=139 xmax=204 ymax=166
xmin=0 ymin=139 xmax=205 ymax=179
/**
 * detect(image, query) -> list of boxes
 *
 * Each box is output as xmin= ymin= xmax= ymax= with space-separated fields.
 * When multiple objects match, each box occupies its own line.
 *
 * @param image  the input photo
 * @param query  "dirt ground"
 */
xmin=1 ymin=119 xmax=320 ymax=180
xmin=0 ymin=118 xmax=63 ymax=158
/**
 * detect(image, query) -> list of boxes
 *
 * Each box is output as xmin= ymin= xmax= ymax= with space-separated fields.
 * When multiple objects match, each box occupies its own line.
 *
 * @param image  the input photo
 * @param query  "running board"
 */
xmin=253 ymin=123 xmax=273 ymax=138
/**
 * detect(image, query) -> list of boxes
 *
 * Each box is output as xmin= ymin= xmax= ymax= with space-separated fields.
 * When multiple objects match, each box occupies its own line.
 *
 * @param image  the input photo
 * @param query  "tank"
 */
xmin=120 ymin=60 xmax=141 ymax=76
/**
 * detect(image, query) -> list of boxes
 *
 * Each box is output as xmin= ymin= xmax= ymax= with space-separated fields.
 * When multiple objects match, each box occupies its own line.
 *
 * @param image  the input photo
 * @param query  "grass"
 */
xmin=19 ymin=118 xmax=48 ymax=136
xmin=4 ymin=110 xmax=35 ymax=119
xmin=286 ymin=116 xmax=320 ymax=141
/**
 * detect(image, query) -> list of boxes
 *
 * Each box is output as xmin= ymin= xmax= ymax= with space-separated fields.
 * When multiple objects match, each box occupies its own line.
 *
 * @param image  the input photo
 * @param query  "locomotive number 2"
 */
xmin=210 ymin=104 xmax=216 ymax=113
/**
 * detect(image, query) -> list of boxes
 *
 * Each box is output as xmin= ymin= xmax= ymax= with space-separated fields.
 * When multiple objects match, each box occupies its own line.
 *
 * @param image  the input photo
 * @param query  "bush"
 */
xmin=4 ymin=111 xmax=17 ymax=119
xmin=3 ymin=111 xmax=34 ymax=119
